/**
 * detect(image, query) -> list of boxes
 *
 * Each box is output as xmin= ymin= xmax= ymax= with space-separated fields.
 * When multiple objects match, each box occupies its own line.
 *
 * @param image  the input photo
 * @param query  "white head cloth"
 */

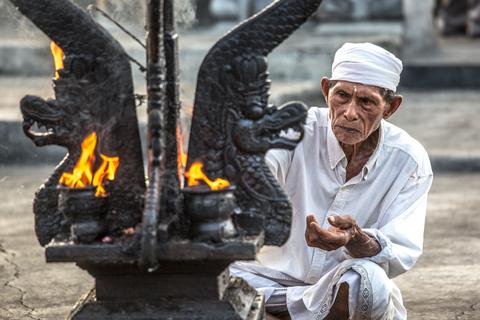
xmin=331 ymin=42 xmax=403 ymax=92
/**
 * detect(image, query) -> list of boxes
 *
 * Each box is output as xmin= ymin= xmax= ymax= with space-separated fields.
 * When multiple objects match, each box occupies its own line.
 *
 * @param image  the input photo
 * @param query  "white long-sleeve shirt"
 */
xmin=240 ymin=107 xmax=433 ymax=284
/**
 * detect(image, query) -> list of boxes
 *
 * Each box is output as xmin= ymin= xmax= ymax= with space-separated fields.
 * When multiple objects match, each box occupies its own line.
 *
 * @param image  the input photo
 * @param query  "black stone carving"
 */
xmin=58 ymin=186 xmax=108 ymax=243
xmin=183 ymin=186 xmax=238 ymax=242
xmin=10 ymin=0 xmax=146 ymax=246
xmin=187 ymin=0 xmax=322 ymax=245
xmin=11 ymin=0 xmax=324 ymax=318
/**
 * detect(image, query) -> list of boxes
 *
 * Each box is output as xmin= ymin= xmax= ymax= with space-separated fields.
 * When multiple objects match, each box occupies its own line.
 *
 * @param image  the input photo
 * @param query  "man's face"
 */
xmin=321 ymin=79 xmax=398 ymax=145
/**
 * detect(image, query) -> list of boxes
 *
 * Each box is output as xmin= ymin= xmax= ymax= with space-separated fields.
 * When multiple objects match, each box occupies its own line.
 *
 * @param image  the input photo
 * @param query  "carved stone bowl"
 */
xmin=182 ymin=186 xmax=238 ymax=242
xmin=57 ymin=186 xmax=108 ymax=244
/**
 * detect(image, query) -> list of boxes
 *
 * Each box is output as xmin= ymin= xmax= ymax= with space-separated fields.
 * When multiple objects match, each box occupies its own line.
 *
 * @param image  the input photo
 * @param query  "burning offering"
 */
xmin=57 ymin=132 xmax=119 ymax=242
xmin=183 ymin=161 xmax=236 ymax=241
xmin=59 ymin=132 xmax=119 ymax=197
xmin=184 ymin=161 xmax=230 ymax=190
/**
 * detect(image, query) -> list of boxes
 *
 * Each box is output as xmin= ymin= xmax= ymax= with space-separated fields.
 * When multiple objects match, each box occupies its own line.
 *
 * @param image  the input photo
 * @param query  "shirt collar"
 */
xmin=327 ymin=117 xmax=346 ymax=170
xmin=362 ymin=121 xmax=384 ymax=180
xmin=326 ymin=117 xmax=385 ymax=181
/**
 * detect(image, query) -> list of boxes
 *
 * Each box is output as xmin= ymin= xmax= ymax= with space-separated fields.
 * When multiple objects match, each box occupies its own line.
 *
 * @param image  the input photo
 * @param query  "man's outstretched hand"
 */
xmin=305 ymin=215 xmax=355 ymax=250
xmin=305 ymin=214 xmax=381 ymax=258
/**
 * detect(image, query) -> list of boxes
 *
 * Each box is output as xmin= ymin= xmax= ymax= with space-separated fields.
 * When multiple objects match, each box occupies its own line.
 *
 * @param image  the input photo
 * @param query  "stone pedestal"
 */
xmin=67 ymin=265 xmax=264 ymax=320
xmin=45 ymin=237 xmax=264 ymax=319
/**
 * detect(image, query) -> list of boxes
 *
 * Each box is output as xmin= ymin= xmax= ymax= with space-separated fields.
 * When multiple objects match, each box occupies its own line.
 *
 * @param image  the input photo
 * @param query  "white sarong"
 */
xmin=231 ymin=259 xmax=406 ymax=320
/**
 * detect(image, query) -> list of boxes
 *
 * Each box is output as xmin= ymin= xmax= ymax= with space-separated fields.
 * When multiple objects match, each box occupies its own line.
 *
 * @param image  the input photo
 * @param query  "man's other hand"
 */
xmin=304 ymin=214 xmax=355 ymax=251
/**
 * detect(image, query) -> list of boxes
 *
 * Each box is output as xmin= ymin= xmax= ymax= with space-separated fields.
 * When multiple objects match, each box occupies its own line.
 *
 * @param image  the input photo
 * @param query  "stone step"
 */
xmin=402 ymin=37 xmax=480 ymax=89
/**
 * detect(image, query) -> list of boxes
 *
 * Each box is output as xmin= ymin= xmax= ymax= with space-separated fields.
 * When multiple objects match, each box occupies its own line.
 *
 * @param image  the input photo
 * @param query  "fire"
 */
xmin=184 ymin=162 xmax=230 ymax=191
xmin=59 ymin=132 xmax=120 ymax=197
xmin=92 ymin=154 xmax=120 ymax=197
xmin=176 ymin=120 xmax=230 ymax=191
xmin=176 ymin=126 xmax=187 ymax=187
xmin=50 ymin=41 xmax=64 ymax=80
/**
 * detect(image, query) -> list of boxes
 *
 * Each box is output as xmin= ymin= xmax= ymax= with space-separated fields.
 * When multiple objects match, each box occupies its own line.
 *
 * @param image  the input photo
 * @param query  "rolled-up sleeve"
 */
xmin=362 ymin=171 xmax=433 ymax=278
xmin=265 ymin=149 xmax=294 ymax=188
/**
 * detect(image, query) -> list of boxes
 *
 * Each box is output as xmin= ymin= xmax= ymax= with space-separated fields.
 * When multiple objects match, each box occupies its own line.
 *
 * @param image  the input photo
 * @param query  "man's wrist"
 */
xmin=345 ymin=225 xmax=381 ymax=258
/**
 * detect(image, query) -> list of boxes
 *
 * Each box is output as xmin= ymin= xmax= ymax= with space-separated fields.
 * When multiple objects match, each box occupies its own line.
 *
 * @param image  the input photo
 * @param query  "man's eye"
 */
xmin=337 ymin=91 xmax=348 ymax=98
xmin=360 ymin=98 xmax=374 ymax=108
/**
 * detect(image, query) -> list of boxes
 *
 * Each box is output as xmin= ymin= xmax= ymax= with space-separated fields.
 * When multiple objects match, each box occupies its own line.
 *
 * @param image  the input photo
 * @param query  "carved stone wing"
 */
xmin=9 ymin=0 xmax=145 ymax=245
xmin=187 ymin=0 xmax=323 ymax=245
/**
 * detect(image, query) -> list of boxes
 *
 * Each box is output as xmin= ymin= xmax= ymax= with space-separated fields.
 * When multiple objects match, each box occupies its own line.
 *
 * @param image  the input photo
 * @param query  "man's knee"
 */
xmin=339 ymin=259 xmax=390 ymax=290
xmin=337 ymin=259 xmax=394 ymax=318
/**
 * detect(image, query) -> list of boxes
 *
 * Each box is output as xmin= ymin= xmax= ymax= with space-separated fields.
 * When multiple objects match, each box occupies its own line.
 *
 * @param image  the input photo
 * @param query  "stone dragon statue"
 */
xmin=9 ymin=0 xmax=146 ymax=246
xmin=187 ymin=0 xmax=323 ymax=245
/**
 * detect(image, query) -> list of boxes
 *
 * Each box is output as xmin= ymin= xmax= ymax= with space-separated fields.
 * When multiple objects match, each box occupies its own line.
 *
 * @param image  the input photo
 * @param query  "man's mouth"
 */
xmin=336 ymin=125 xmax=360 ymax=134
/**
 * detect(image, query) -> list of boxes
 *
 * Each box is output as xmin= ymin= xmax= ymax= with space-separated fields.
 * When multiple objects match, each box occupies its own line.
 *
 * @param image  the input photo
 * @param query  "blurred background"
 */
xmin=0 ymin=1 xmax=479 ymax=319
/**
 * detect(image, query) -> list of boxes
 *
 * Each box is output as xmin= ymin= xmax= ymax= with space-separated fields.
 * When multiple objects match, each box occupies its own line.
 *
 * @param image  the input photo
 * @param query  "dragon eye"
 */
xmin=246 ymin=106 xmax=264 ymax=119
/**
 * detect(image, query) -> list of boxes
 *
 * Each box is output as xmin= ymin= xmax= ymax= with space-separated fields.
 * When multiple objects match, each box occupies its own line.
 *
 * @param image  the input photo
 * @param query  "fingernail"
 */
xmin=329 ymin=216 xmax=335 ymax=223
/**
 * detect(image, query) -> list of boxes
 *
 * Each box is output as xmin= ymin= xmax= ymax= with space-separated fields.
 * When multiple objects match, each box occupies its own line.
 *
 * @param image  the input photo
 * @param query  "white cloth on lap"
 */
xmin=231 ymin=259 xmax=405 ymax=319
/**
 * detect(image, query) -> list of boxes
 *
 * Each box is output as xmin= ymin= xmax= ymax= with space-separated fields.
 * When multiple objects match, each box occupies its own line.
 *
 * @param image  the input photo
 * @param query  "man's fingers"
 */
xmin=328 ymin=215 xmax=355 ymax=229
xmin=314 ymin=224 xmax=349 ymax=244
xmin=308 ymin=222 xmax=349 ymax=245
xmin=306 ymin=214 xmax=317 ymax=226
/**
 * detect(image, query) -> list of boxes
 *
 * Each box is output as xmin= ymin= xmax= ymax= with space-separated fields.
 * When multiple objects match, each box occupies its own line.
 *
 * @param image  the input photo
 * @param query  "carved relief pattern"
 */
xmin=11 ymin=0 xmax=146 ymax=245
xmin=188 ymin=0 xmax=322 ymax=245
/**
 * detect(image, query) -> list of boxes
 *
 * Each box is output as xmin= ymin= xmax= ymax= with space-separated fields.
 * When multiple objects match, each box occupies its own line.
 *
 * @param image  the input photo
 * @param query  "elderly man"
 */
xmin=231 ymin=43 xmax=433 ymax=319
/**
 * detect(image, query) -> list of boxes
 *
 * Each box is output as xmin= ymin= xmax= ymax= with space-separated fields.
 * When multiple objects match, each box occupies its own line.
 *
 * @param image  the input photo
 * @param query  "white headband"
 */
xmin=331 ymin=43 xmax=403 ymax=92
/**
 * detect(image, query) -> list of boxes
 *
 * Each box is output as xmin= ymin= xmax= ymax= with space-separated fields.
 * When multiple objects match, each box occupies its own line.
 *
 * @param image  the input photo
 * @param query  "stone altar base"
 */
xmin=45 ymin=239 xmax=265 ymax=319
xmin=67 ymin=264 xmax=265 ymax=320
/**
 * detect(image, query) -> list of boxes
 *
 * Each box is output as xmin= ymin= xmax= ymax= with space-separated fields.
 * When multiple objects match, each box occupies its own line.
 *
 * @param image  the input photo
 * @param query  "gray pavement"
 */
xmin=0 ymin=168 xmax=480 ymax=319
xmin=0 ymin=166 xmax=92 ymax=320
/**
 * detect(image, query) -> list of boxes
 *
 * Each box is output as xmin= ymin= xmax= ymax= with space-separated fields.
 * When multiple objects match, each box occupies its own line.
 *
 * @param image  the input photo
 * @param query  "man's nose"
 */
xmin=343 ymin=101 xmax=358 ymax=121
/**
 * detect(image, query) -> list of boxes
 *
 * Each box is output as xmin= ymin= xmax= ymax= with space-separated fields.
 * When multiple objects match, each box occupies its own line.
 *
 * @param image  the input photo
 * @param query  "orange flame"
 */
xmin=59 ymin=132 xmax=120 ymax=197
xmin=50 ymin=41 xmax=64 ymax=80
xmin=176 ymin=127 xmax=188 ymax=187
xmin=184 ymin=162 xmax=230 ymax=191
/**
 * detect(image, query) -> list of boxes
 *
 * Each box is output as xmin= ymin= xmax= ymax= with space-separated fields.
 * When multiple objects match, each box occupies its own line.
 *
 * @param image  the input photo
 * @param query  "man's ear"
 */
xmin=384 ymin=95 xmax=403 ymax=120
xmin=320 ymin=77 xmax=331 ymax=104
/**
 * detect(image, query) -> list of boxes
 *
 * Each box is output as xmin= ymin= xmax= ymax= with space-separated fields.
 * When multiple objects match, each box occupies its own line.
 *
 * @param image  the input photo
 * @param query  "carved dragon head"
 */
xmin=223 ymin=55 xmax=307 ymax=153
xmin=231 ymin=102 xmax=307 ymax=154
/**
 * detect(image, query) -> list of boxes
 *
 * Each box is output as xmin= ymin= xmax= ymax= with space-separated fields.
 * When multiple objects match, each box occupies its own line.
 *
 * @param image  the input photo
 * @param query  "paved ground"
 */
xmin=0 ymin=165 xmax=479 ymax=319
xmin=0 ymin=166 xmax=92 ymax=320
